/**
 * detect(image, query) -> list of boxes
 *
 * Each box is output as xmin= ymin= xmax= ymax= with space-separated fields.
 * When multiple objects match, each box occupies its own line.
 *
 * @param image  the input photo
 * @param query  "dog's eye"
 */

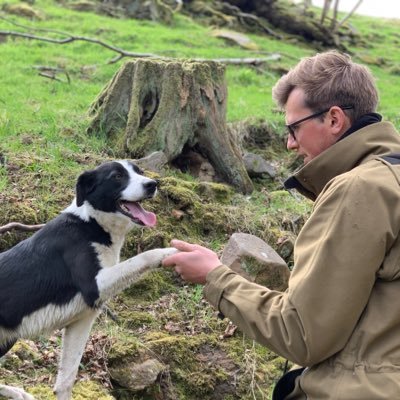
xmin=114 ymin=173 xmax=122 ymax=180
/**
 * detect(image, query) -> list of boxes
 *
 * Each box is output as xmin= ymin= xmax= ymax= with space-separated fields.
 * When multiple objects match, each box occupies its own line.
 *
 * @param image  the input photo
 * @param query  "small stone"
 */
xmin=109 ymin=358 xmax=165 ymax=392
xmin=134 ymin=151 xmax=168 ymax=174
xmin=243 ymin=152 xmax=276 ymax=178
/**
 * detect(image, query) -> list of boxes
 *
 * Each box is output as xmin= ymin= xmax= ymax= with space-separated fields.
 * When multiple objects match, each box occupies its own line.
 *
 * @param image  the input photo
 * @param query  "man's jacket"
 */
xmin=204 ymin=121 xmax=400 ymax=399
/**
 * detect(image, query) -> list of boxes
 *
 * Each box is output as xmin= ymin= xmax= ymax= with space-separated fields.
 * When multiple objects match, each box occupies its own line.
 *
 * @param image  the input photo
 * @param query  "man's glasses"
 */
xmin=286 ymin=105 xmax=354 ymax=140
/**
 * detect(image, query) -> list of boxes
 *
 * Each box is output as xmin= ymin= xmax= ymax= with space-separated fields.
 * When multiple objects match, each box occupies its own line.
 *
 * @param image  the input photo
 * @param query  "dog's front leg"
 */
xmin=54 ymin=311 xmax=99 ymax=400
xmin=96 ymin=247 xmax=178 ymax=302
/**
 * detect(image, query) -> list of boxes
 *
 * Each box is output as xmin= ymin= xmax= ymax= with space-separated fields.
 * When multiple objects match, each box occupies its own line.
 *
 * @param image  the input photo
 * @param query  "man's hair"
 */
xmin=272 ymin=50 xmax=379 ymax=122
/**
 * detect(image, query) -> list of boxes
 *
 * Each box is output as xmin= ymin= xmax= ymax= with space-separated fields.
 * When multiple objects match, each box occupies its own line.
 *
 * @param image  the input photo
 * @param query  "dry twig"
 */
xmin=0 ymin=222 xmax=45 ymax=235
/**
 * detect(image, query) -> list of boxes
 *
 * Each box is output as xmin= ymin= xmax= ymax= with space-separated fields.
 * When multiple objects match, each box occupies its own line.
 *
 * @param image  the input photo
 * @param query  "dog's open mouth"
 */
xmin=118 ymin=201 xmax=156 ymax=227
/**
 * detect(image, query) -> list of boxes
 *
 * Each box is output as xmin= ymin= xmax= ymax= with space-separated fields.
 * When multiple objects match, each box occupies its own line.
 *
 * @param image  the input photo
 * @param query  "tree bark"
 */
xmin=87 ymin=59 xmax=253 ymax=194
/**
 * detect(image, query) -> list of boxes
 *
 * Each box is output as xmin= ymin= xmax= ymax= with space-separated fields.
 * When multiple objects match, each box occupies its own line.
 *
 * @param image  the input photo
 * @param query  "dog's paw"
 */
xmin=161 ymin=247 xmax=180 ymax=258
xmin=141 ymin=247 xmax=179 ymax=266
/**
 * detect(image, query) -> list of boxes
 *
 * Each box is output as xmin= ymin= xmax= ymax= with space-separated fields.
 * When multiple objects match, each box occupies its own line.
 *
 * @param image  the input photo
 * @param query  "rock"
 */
xmin=109 ymin=358 xmax=165 ymax=392
xmin=243 ymin=152 xmax=276 ymax=178
xmin=211 ymin=29 xmax=259 ymax=50
xmin=134 ymin=151 xmax=168 ymax=174
xmin=221 ymin=233 xmax=289 ymax=291
xmin=3 ymin=3 xmax=44 ymax=19
xmin=276 ymin=234 xmax=296 ymax=263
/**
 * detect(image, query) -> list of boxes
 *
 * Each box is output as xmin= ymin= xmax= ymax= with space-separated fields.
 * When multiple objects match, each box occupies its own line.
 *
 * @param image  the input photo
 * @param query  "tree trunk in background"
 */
xmin=87 ymin=59 xmax=253 ymax=194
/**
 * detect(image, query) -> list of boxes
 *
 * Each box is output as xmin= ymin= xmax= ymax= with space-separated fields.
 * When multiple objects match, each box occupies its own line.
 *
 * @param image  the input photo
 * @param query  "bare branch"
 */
xmin=33 ymin=65 xmax=71 ymax=83
xmin=338 ymin=0 xmax=363 ymax=28
xmin=199 ymin=55 xmax=281 ymax=65
xmin=320 ymin=0 xmax=333 ymax=24
xmin=0 ymin=29 xmax=160 ymax=59
xmin=0 ymin=28 xmax=281 ymax=66
xmin=0 ymin=222 xmax=45 ymax=235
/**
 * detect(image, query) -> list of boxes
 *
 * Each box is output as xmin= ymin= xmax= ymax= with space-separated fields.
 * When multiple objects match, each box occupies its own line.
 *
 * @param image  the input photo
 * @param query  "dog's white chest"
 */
xmin=92 ymin=242 xmax=122 ymax=268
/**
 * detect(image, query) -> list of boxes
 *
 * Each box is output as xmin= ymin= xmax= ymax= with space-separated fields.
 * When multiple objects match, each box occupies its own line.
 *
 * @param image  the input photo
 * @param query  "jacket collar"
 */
xmin=338 ymin=112 xmax=382 ymax=141
xmin=284 ymin=119 xmax=400 ymax=201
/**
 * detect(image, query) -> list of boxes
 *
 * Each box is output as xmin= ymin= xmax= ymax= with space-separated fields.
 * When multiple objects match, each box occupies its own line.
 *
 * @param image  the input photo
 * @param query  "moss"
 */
xmin=28 ymin=384 xmax=56 ymax=400
xmin=195 ymin=181 xmax=235 ymax=203
xmin=27 ymin=381 xmax=114 ymax=400
xmin=159 ymin=176 xmax=201 ymax=208
xmin=144 ymin=332 xmax=211 ymax=366
xmin=116 ymin=310 xmax=158 ymax=330
xmin=3 ymin=3 xmax=44 ymax=19
xmin=108 ymin=336 xmax=140 ymax=365
xmin=141 ymin=333 xmax=240 ymax=398
xmin=73 ymin=380 xmax=115 ymax=400
xmin=121 ymin=269 xmax=178 ymax=303
xmin=0 ymin=340 xmax=41 ymax=370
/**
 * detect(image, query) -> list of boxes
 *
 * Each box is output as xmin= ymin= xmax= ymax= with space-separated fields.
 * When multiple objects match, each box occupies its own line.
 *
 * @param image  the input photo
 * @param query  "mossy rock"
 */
xmin=108 ymin=335 xmax=141 ymax=365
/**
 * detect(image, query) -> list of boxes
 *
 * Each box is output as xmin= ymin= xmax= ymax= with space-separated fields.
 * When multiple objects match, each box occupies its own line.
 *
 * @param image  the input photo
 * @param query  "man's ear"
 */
xmin=76 ymin=170 xmax=97 ymax=207
xmin=329 ymin=106 xmax=351 ymax=137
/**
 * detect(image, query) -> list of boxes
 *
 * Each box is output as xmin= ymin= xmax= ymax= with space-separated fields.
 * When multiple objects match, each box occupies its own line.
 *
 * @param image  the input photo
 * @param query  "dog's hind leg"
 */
xmin=0 ymin=385 xmax=35 ymax=400
xmin=96 ymin=247 xmax=178 ymax=302
xmin=54 ymin=311 xmax=99 ymax=400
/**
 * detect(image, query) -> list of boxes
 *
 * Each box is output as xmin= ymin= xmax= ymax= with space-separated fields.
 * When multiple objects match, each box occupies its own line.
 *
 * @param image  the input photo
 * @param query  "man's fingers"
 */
xmin=162 ymin=251 xmax=187 ymax=267
xmin=162 ymin=254 xmax=177 ymax=267
xmin=170 ymin=239 xmax=201 ymax=252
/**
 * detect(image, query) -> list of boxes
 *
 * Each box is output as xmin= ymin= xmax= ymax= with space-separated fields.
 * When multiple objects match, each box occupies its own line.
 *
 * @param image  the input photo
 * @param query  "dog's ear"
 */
xmin=76 ymin=170 xmax=97 ymax=207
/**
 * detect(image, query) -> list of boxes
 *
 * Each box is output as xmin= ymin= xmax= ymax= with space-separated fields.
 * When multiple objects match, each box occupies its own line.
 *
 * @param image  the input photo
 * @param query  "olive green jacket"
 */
xmin=204 ymin=121 xmax=400 ymax=399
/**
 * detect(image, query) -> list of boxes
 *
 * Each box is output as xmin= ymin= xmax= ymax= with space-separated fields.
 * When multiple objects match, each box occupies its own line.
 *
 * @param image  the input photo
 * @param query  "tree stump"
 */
xmin=87 ymin=59 xmax=253 ymax=194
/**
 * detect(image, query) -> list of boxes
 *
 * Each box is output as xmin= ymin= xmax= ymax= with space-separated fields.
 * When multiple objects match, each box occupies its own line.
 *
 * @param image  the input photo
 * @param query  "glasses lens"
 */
xmin=287 ymin=126 xmax=295 ymax=140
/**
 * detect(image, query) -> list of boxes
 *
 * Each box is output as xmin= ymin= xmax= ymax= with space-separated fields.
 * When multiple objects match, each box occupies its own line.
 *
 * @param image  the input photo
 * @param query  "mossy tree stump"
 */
xmin=87 ymin=59 xmax=253 ymax=194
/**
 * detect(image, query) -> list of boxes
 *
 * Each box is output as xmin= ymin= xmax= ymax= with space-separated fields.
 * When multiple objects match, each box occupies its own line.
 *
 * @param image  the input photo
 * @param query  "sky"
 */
xmin=304 ymin=0 xmax=400 ymax=19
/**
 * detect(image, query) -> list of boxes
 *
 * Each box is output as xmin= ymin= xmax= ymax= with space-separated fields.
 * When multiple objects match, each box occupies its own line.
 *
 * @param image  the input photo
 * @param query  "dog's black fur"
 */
xmin=0 ymin=160 xmax=176 ymax=400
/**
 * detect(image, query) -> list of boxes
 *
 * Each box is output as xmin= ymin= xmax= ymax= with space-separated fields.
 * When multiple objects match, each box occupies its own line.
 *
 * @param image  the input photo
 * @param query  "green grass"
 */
xmin=0 ymin=1 xmax=308 ymax=143
xmin=2 ymin=2 xmax=400 ymax=157
xmin=3 ymin=4 xmax=400 ymax=140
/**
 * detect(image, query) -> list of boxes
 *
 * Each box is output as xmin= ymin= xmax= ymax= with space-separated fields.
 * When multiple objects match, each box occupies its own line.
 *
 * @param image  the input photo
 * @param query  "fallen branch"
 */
xmin=0 ymin=17 xmax=281 ymax=65
xmin=198 ymin=55 xmax=281 ymax=65
xmin=0 ymin=29 xmax=161 ymax=59
xmin=0 ymin=222 xmax=45 ymax=235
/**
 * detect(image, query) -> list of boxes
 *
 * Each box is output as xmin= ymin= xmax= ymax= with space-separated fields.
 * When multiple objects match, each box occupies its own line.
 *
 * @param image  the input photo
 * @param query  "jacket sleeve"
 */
xmin=204 ymin=171 xmax=398 ymax=366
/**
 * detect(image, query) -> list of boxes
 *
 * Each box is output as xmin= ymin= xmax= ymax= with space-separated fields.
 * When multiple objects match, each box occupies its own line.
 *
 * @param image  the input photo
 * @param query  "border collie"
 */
xmin=0 ymin=160 xmax=177 ymax=400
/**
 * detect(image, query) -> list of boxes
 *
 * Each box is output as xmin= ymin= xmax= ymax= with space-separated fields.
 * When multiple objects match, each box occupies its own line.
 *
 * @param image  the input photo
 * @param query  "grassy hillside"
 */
xmin=1 ymin=1 xmax=400 ymax=399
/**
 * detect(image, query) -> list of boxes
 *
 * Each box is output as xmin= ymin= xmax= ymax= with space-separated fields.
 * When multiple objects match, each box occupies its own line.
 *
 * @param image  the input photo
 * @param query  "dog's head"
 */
xmin=76 ymin=160 xmax=157 ymax=227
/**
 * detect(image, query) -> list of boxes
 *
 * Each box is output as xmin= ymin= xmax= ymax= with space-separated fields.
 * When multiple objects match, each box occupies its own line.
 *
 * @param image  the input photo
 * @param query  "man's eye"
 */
xmin=292 ymin=124 xmax=300 ymax=132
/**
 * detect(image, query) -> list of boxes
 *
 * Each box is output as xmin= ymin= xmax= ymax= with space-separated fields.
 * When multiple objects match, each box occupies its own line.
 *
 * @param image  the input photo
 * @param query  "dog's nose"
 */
xmin=144 ymin=180 xmax=158 ymax=194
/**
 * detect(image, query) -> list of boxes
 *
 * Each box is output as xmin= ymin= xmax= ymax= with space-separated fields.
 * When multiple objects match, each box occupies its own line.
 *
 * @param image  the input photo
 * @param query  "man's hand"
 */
xmin=162 ymin=239 xmax=222 ymax=284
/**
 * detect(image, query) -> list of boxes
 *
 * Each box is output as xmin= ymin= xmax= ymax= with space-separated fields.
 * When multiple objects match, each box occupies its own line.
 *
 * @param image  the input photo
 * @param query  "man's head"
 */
xmin=272 ymin=51 xmax=379 ymax=164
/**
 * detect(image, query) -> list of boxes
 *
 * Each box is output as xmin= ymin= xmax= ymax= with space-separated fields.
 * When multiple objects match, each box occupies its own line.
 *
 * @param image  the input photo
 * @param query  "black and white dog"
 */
xmin=0 ymin=160 xmax=177 ymax=400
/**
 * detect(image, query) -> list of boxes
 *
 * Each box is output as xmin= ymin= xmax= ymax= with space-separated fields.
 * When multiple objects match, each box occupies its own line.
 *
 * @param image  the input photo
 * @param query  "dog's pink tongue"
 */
xmin=124 ymin=202 xmax=157 ymax=226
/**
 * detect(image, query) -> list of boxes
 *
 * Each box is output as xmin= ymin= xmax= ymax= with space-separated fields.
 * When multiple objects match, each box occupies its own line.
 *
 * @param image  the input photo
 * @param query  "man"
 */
xmin=162 ymin=51 xmax=400 ymax=399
